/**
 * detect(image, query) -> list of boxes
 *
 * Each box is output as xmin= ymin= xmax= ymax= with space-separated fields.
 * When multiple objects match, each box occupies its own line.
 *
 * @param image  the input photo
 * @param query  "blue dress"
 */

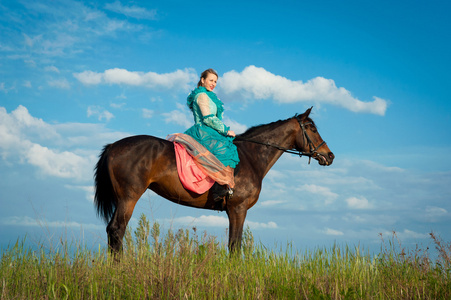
xmin=184 ymin=89 xmax=240 ymax=168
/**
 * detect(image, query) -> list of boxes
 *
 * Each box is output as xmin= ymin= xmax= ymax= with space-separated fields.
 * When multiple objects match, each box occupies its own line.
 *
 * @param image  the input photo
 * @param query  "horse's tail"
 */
xmin=94 ymin=144 xmax=116 ymax=224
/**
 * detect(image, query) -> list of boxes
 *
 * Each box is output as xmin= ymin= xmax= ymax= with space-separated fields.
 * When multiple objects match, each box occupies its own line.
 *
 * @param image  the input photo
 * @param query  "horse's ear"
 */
xmin=298 ymin=106 xmax=313 ymax=120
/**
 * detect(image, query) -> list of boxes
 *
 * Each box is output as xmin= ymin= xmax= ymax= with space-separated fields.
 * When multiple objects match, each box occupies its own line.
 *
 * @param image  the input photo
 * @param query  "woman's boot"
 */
xmin=211 ymin=183 xmax=233 ymax=211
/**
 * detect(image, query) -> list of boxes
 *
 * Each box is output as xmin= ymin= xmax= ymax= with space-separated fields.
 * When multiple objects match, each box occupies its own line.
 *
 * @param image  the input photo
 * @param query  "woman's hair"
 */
xmin=197 ymin=68 xmax=218 ymax=87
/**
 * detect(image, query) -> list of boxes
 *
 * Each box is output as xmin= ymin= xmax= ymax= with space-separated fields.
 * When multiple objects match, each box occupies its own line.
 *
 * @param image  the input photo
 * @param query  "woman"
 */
xmin=185 ymin=69 xmax=240 ymax=207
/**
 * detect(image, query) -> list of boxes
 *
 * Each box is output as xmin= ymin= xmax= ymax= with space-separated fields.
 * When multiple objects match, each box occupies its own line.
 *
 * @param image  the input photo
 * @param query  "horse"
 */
xmin=94 ymin=107 xmax=334 ymax=254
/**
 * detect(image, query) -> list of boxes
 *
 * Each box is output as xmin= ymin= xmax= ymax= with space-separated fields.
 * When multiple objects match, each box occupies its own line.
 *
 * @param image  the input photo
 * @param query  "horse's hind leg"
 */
xmin=107 ymin=199 xmax=138 ymax=255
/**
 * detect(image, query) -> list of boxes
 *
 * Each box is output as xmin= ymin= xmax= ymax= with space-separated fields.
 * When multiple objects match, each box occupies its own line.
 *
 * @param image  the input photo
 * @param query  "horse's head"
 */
xmin=294 ymin=107 xmax=334 ymax=166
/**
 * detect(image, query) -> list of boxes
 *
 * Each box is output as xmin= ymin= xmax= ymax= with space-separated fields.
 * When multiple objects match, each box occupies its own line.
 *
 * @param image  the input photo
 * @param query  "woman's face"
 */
xmin=201 ymin=73 xmax=218 ymax=91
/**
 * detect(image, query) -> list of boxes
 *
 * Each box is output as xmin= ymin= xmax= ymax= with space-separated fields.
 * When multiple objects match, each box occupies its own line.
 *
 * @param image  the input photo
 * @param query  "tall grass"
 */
xmin=1 ymin=214 xmax=450 ymax=299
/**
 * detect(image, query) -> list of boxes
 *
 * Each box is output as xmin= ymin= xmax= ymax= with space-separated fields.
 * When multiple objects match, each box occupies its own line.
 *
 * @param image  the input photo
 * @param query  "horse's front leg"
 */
xmin=226 ymin=202 xmax=248 ymax=253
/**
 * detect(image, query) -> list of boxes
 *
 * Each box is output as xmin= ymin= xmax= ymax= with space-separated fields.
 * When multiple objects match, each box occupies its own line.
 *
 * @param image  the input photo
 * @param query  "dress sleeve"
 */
xmin=197 ymin=93 xmax=230 ymax=135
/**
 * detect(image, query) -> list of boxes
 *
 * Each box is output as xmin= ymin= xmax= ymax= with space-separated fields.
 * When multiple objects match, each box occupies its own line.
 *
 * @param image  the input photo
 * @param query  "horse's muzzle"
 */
xmin=317 ymin=152 xmax=334 ymax=166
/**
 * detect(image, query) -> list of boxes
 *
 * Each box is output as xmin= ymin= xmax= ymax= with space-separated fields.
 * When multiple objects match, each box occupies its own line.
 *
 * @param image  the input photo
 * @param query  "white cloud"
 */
xmin=65 ymin=185 xmax=95 ymax=202
xmin=345 ymin=196 xmax=373 ymax=210
xmin=11 ymin=106 xmax=52 ymax=131
xmin=162 ymin=109 xmax=192 ymax=129
xmin=24 ymin=59 xmax=36 ymax=67
xmin=425 ymin=206 xmax=448 ymax=222
xmin=265 ymin=169 xmax=288 ymax=182
xmin=0 ymin=105 xmax=119 ymax=181
xmin=324 ymin=228 xmax=344 ymax=236
xmin=87 ymin=106 xmax=114 ymax=121
xmin=397 ymin=229 xmax=429 ymax=239
xmin=45 ymin=65 xmax=60 ymax=73
xmin=142 ymin=108 xmax=154 ymax=119
xmin=220 ymin=65 xmax=388 ymax=115
xmin=74 ymin=71 xmax=103 ymax=85
xmin=170 ymin=215 xmax=229 ymax=227
xmin=23 ymin=33 xmax=42 ymax=48
xmin=48 ymin=78 xmax=70 ymax=89
xmin=426 ymin=206 xmax=447 ymax=216
xmin=74 ymin=68 xmax=197 ymax=92
xmin=297 ymin=184 xmax=338 ymax=205
xmin=51 ymin=122 xmax=128 ymax=148
xmin=26 ymin=144 xmax=89 ymax=179
xmin=0 ymin=105 xmax=59 ymax=157
xmin=110 ymin=102 xmax=126 ymax=109
xmin=104 ymin=1 xmax=157 ymax=20
xmin=260 ymin=200 xmax=287 ymax=207
xmin=246 ymin=220 xmax=278 ymax=229
xmin=169 ymin=215 xmax=277 ymax=230
xmin=0 ymin=82 xmax=15 ymax=93
xmin=4 ymin=1 xmax=150 ymax=58
xmin=103 ymin=20 xmax=127 ymax=33
xmin=223 ymin=117 xmax=248 ymax=134
xmin=1 ymin=216 xmax=103 ymax=230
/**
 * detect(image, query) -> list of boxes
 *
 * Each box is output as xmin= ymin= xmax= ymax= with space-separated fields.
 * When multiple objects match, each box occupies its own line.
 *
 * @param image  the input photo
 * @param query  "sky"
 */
xmin=1 ymin=0 xmax=450 ymax=256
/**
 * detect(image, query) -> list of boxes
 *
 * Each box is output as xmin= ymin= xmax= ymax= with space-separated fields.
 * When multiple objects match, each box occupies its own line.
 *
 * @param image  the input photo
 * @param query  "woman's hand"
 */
xmin=227 ymin=130 xmax=236 ymax=137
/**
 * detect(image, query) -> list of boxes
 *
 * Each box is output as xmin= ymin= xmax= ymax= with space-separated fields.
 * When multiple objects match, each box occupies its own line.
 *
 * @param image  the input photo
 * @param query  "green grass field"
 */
xmin=1 ymin=214 xmax=450 ymax=299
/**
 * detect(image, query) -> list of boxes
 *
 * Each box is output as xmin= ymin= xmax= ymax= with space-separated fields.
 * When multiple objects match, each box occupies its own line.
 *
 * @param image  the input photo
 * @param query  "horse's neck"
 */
xmin=241 ymin=118 xmax=298 ymax=178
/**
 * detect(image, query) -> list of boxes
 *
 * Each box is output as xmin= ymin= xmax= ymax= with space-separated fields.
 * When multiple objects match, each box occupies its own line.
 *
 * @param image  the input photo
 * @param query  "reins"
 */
xmin=234 ymin=116 xmax=327 ymax=163
xmin=235 ymin=136 xmax=312 ymax=157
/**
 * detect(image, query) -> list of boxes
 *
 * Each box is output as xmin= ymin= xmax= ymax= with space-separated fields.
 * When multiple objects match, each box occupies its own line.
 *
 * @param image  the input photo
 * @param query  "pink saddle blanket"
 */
xmin=168 ymin=133 xmax=235 ymax=194
xmin=173 ymin=142 xmax=215 ymax=194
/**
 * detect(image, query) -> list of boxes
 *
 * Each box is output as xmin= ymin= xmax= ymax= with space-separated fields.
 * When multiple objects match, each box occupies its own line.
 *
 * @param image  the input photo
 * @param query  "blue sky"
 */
xmin=1 ymin=0 xmax=450 ymax=254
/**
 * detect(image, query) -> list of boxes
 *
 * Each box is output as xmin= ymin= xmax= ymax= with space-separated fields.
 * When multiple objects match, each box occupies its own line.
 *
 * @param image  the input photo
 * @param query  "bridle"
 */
xmin=299 ymin=119 xmax=326 ymax=156
xmin=235 ymin=115 xmax=327 ymax=163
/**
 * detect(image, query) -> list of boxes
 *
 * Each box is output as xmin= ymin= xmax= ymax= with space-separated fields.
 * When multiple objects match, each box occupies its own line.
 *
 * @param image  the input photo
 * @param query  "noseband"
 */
xmin=235 ymin=116 xmax=327 ymax=161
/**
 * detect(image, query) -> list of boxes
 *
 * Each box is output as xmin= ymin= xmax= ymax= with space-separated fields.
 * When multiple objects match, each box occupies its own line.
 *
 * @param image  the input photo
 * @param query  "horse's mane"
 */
xmin=238 ymin=114 xmax=316 ymax=139
xmin=238 ymin=118 xmax=288 ymax=139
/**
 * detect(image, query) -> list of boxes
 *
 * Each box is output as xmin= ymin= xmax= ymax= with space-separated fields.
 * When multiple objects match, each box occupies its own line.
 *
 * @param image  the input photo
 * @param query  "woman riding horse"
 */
xmin=94 ymin=86 xmax=334 ymax=255
xmin=184 ymin=69 xmax=239 ymax=209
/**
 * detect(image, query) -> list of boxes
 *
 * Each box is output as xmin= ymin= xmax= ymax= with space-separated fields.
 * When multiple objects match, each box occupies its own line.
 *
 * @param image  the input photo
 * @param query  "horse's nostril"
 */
xmin=329 ymin=152 xmax=335 ymax=159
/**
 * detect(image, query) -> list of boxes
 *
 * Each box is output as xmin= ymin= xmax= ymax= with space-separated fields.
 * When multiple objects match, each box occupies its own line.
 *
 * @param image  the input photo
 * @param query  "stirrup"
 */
xmin=226 ymin=187 xmax=234 ymax=200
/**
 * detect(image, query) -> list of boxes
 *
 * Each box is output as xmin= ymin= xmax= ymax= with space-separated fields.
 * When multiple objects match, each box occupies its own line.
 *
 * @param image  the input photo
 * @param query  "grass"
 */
xmin=1 ymin=214 xmax=450 ymax=299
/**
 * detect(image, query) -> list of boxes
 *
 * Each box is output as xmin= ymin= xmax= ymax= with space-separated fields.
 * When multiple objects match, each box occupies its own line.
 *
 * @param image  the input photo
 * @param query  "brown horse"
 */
xmin=94 ymin=107 xmax=334 ymax=254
